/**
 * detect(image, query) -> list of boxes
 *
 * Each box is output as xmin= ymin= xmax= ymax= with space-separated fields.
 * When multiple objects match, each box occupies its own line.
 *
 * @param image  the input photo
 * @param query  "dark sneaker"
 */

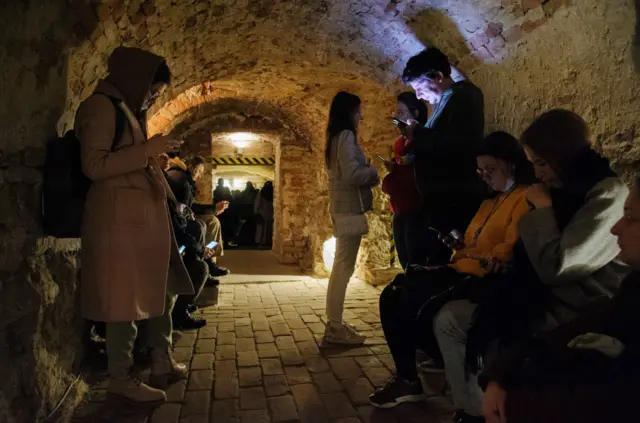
xmin=174 ymin=314 xmax=207 ymax=331
xmin=418 ymin=358 xmax=445 ymax=374
xmin=454 ymin=411 xmax=485 ymax=423
xmin=210 ymin=264 xmax=230 ymax=277
xmin=369 ymin=377 xmax=425 ymax=409
xmin=205 ymin=277 xmax=220 ymax=287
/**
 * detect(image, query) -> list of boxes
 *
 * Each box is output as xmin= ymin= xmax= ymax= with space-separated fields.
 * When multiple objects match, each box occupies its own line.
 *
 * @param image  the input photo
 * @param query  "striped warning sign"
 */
xmin=209 ymin=157 xmax=275 ymax=165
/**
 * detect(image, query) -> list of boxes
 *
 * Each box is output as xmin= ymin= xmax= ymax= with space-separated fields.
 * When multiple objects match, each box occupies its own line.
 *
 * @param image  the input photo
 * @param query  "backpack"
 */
xmin=42 ymin=95 xmax=126 ymax=238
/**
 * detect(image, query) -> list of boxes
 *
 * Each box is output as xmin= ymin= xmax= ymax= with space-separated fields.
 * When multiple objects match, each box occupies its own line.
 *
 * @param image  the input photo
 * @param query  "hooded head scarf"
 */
xmin=105 ymin=47 xmax=167 ymax=114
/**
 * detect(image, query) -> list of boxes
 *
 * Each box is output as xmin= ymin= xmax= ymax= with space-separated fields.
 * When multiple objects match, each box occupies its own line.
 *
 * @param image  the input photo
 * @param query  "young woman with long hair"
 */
xmin=324 ymin=91 xmax=379 ymax=345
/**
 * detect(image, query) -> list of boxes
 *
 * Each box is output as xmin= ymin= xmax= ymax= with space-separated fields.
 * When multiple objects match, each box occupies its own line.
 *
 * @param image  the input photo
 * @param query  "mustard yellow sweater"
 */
xmin=449 ymin=186 xmax=531 ymax=277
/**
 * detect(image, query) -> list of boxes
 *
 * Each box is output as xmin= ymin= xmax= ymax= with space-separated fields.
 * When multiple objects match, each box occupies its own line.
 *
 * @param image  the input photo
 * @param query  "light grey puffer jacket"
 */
xmin=519 ymin=177 xmax=630 ymax=326
xmin=327 ymin=130 xmax=379 ymax=221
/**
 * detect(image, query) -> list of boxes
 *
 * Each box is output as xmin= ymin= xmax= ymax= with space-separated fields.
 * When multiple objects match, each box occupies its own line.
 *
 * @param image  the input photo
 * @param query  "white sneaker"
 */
xmin=149 ymin=347 xmax=188 ymax=389
xmin=323 ymin=322 xmax=366 ymax=345
xmin=107 ymin=375 xmax=167 ymax=407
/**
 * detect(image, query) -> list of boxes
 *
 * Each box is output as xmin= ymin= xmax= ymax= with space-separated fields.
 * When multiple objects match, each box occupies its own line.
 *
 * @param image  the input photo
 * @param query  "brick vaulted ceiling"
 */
xmin=42 ymin=0 xmax=575 ymax=151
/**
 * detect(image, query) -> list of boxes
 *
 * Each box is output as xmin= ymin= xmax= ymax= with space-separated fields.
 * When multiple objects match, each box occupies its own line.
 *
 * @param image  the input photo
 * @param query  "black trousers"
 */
xmin=174 ymin=219 xmax=209 ymax=319
xmin=392 ymin=212 xmax=433 ymax=269
xmin=379 ymin=268 xmax=468 ymax=380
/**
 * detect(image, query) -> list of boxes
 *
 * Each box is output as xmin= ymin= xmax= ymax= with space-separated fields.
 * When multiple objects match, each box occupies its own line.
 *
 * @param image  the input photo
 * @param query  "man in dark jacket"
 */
xmin=165 ymin=155 xmax=230 ymax=278
xmin=166 ymin=155 xmax=204 ymax=209
xmin=169 ymin=202 xmax=209 ymax=330
xmin=402 ymin=48 xmax=486 ymax=266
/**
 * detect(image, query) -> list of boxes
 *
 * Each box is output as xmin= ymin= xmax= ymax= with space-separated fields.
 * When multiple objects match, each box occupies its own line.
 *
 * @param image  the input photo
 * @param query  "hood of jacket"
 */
xmin=102 ymin=47 xmax=167 ymax=113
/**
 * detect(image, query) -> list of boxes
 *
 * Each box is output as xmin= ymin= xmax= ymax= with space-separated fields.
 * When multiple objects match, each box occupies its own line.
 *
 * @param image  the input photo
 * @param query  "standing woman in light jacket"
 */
xmin=324 ymin=91 xmax=380 ymax=345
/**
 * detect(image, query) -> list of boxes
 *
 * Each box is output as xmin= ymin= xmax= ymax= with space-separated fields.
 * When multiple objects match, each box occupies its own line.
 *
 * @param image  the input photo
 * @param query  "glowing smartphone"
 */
xmin=179 ymin=245 xmax=186 ymax=254
xmin=392 ymin=117 xmax=408 ymax=128
xmin=206 ymin=241 xmax=219 ymax=249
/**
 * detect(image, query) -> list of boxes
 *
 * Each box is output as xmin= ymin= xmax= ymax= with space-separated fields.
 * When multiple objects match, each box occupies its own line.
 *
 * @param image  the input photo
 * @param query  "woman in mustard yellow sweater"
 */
xmin=371 ymin=131 xmax=536 ymax=409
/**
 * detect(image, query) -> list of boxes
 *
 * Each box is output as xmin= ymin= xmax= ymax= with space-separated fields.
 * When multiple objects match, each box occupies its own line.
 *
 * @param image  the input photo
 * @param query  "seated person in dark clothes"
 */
xmin=370 ymin=131 xmax=535 ymax=410
xmin=169 ymin=201 xmax=208 ymax=330
xmin=165 ymin=155 xmax=230 ymax=279
xmin=431 ymin=110 xmax=628 ymax=423
xmin=480 ymin=174 xmax=640 ymax=423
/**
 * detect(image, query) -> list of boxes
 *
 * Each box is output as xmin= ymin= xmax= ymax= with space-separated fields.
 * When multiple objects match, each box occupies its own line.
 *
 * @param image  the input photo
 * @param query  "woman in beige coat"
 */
xmin=75 ymin=47 xmax=193 ymax=407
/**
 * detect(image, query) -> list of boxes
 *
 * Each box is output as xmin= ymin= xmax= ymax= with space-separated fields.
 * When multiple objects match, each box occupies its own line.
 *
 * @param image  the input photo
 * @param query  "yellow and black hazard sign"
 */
xmin=209 ymin=157 xmax=275 ymax=165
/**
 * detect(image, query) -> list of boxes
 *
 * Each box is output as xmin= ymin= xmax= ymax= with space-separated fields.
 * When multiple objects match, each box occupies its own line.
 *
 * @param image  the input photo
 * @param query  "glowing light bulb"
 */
xmin=227 ymin=132 xmax=257 ymax=148
xmin=323 ymin=237 xmax=337 ymax=272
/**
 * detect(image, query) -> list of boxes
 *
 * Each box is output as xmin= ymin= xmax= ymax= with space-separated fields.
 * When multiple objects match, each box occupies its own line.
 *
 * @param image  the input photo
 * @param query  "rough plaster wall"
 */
xmin=277 ymin=146 xmax=318 ymax=267
xmin=1 ymin=0 xmax=640 ymax=420
xmin=0 ymin=1 xmax=92 ymax=422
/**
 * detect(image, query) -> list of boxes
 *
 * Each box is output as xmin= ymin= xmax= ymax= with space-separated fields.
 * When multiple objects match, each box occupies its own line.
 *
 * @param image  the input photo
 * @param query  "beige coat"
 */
xmin=75 ymin=47 xmax=193 ymax=322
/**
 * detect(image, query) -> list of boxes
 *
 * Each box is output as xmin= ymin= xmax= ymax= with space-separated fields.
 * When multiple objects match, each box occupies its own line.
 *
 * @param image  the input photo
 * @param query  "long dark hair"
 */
xmin=397 ymin=92 xmax=428 ymax=125
xmin=520 ymin=109 xmax=590 ymax=174
xmin=325 ymin=91 xmax=361 ymax=168
xmin=476 ymin=131 xmax=536 ymax=185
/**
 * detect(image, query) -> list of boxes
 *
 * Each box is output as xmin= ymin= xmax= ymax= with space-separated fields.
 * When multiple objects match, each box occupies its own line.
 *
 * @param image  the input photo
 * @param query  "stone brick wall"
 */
xmin=274 ymin=145 xmax=317 ymax=267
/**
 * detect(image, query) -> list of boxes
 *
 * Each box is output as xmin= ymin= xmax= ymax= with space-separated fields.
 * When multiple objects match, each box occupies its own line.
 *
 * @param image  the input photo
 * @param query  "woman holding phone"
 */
xmin=325 ymin=91 xmax=380 ymax=345
xmin=370 ymin=131 xmax=536 ymax=409
xmin=382 ymin=92 xmax=429 ymax=269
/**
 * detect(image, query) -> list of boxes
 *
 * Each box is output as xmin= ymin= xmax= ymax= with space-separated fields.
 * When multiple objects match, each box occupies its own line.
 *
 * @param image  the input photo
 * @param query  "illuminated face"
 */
xmin=409 ymin=74 xmax=445 ymax=105
xmin=141 ymin=82 xmax=167 ymax=110
xmin=191 ymin=164 xmax=205 ymax=181
xmin=476 ymin=155 xmax=511 ymax=192
xmin=158 ymin=155 xmax=170 ymax=172
xmin=611 ymin=186 xmax=640 ymax=269
xmin=394 ymin=101 xmax=413 ymax=123
xmin=525 ymin=147 xmax=562 ymax=188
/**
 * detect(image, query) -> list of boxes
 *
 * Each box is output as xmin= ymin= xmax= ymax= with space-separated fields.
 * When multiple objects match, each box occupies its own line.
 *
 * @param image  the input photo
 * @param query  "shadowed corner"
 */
xmin=634 ymin=0 xmax=640 ymax=71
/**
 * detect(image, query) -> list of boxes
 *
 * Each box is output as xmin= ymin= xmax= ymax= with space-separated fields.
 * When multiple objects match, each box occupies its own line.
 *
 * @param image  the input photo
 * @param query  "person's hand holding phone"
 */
xmin=175 ymin=202 xmax=187 ymax=214
xmin=404 ymin=119 xmax=419 ymax=142
xmin=437 ymin=233 xmax=465 ymax=250
xmin=146 ymin=135 xmax=183 ymax=157
xmin=376 ymin=154 xmax=395 ymax=172
xmin=215 ymin=201 xmax=229 ymax=215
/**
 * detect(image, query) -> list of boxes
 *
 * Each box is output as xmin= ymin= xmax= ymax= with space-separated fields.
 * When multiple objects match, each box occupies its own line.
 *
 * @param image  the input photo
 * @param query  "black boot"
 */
xmin=205 ymin=277 xmax=220 ymax=287
xmin=206 ymin=259 xmax=230 ymax=277
xmin=174 ymin=312 xmax=207 ymax=331
xmin=454 ymin=411 xmax=485 ymax=423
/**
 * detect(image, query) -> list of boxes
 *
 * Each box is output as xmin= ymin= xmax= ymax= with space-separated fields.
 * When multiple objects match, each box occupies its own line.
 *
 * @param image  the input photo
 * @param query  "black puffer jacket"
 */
xmin=166 ymin=166 xmax=197 ymax=207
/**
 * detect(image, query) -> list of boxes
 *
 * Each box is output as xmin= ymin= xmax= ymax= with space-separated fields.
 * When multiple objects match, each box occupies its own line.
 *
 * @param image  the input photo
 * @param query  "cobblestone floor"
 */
xmin=73 ymin=279 xmax=454 ymax=423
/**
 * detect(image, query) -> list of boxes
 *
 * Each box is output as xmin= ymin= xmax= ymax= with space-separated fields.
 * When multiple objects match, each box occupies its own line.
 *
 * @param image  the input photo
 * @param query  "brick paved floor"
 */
xmin=73 ymin=279 xmax=454 ymax=423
